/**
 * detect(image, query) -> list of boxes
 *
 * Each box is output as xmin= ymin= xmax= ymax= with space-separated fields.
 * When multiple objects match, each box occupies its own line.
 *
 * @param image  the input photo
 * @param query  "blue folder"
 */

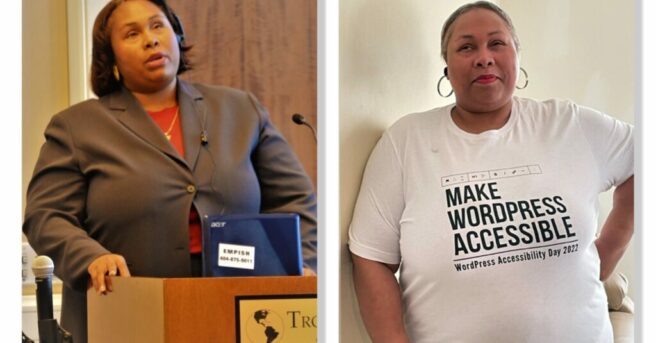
xmin=202 ymin=213 xmax=303 ymax=277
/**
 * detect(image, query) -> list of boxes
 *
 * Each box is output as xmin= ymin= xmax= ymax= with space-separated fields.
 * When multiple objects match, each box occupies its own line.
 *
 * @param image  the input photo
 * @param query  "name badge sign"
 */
xmin=218 ymin=243 xmax=255 ymax=270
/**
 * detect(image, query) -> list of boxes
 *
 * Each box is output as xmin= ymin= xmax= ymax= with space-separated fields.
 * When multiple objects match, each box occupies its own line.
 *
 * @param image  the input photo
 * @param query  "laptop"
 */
xmin=202 ymin=213 xmax=304 ymax=277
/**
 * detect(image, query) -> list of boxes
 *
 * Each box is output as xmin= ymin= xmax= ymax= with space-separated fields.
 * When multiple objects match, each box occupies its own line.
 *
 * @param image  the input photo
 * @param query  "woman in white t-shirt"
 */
xmin=348 ymin=1 xmax=634 ymax=342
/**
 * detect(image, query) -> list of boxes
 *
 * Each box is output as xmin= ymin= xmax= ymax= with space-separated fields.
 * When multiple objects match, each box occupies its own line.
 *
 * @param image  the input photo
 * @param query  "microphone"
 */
xmin=33 ymin=256 xmax=55 ymax=325
xmin=291 ymin=113 xmax=305 ymax=125
xmin=291 ymin=113 xmax=317 ymax=143
xmin=32 ymin=256 xmax=73 ymax=343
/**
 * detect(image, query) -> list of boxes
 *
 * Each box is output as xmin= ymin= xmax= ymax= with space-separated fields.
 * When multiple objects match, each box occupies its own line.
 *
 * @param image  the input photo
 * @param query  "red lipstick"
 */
xmin=475 ymin=74 xmax=498 ymax=84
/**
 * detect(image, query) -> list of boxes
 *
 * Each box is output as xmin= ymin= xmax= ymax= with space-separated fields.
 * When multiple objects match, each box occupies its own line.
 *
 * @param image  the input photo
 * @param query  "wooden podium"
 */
xmin=87 ymin=276 xmax=317 ymax=343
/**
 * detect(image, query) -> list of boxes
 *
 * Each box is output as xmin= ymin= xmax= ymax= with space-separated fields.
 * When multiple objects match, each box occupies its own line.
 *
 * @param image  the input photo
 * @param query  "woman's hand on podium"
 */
xmin=303 ymin=267 xmax=316 ymax=276
xmin=87 ymin=254 xmax=131 ymax=294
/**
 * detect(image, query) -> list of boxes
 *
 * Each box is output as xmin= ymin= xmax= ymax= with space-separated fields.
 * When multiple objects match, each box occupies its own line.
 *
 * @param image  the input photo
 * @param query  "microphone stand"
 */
xmin=32 ymin=256 xmax=74 ymax=343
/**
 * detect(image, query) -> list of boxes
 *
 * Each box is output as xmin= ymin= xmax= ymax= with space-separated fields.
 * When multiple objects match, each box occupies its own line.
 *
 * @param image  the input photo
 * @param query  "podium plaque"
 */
xmin=88 ymin=276 xmax=317 ymax=343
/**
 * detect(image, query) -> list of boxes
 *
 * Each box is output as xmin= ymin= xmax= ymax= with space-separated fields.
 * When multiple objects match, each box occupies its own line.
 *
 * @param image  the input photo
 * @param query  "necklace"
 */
xmin=164 ymin=107 xmax=179 ymax=140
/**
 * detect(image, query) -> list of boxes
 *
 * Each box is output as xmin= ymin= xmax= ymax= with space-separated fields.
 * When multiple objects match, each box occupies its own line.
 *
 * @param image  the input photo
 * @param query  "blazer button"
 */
xmin=186 ymin=184 xmax=196 ymax=194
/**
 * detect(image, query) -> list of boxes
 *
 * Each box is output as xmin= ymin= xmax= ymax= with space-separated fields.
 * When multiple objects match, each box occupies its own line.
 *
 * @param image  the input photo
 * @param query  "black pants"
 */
xmin=191 ymin=253 xmax=203 ymax=277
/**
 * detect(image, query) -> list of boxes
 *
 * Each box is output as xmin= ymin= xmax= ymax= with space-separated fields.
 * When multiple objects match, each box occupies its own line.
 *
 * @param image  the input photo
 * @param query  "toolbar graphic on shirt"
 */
xmin=441 ymin=165 xmax=542 ymax=187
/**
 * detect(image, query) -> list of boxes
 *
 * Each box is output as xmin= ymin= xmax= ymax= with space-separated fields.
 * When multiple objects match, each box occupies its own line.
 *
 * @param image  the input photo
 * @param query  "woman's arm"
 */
xmin=352 ymin=254 xmax=410 ymax=343
xmin=23 ymin=113 xmax=129 ymax=293
xmin=248 ymin=93 xmax=318 ymax=272
xmin=595 ymin=175 xmax=634 ymax=281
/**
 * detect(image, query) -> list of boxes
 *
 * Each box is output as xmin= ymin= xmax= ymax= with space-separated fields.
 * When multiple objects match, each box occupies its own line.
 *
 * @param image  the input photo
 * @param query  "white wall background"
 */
xmin=339 ymin=0 xmax=636 ymax=341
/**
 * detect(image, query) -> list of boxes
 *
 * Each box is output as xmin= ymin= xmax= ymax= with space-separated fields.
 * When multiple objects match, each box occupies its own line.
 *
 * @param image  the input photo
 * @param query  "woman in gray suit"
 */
xmin=22 ymin=1 xmax=317 ymax=342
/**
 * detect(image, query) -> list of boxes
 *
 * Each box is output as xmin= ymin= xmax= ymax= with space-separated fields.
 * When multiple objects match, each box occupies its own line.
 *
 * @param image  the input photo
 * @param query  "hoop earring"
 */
xmin=113 ymin=65 xmax=121 ymax=81
xmin=516 ymin=67 xmax=528 ymax=89
xmin=437 ymin=75 xmax=453 ymax=97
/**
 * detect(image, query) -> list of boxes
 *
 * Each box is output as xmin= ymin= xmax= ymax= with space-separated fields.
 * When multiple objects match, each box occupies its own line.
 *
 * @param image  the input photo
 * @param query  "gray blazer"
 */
xmin=23 ymin=80 xmax=317 ymax=342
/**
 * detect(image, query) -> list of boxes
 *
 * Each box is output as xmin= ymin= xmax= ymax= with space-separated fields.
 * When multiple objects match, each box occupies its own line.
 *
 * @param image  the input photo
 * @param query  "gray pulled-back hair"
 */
xmin=440 ymin=1 xmax=520 ymax=62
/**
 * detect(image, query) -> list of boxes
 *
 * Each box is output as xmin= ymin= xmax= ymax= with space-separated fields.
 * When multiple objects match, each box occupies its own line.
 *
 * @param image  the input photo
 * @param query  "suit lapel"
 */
xmin=106 ymin=86 xmax=188 ymax=168
xmin=177 ymin=81 xmax=204 ymax=170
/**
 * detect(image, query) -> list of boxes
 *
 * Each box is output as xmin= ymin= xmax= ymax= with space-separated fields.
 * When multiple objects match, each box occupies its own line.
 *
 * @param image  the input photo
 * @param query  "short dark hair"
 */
xmin=90 ymin=0 xmax=192 ymax=97
xmin=440 ymin=1 xmax=520 ymax=62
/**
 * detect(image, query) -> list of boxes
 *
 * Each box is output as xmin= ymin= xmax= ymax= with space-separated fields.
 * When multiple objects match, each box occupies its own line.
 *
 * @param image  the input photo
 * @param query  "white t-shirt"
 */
xmin=348 ymin=97 xmax=633 ymax=343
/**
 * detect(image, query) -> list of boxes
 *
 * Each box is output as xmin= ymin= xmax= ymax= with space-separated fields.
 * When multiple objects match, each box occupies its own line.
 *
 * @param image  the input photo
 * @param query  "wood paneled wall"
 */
xmin=168 ymin=0 xmax=317 ymax=187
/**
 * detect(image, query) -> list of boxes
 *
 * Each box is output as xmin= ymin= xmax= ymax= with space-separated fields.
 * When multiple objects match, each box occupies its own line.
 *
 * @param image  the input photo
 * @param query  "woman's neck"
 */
xmin=451 ymin=101 xmax=513 ymax=134
xmin=131 ymin=79 xmax=178 ymax=111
